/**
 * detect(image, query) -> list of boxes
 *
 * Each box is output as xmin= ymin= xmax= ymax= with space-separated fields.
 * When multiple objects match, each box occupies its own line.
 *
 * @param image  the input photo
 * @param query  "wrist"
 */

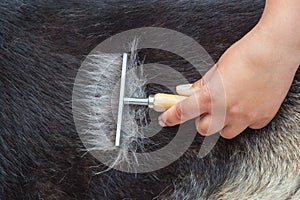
xmin=256 ymin=0 xmax=300 ymax=55
xmin=234 ymin=26 xmax=299 ymax=74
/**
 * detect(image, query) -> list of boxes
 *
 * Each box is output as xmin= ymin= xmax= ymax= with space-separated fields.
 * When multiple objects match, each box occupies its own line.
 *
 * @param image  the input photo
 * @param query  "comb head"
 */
xmin=115 ymin=53 xmax=128 ymax=146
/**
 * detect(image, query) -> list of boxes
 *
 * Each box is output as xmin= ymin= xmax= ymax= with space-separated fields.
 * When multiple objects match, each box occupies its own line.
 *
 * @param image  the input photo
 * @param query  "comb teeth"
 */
xmin=115 ymin=53 xmax=128 ymax=146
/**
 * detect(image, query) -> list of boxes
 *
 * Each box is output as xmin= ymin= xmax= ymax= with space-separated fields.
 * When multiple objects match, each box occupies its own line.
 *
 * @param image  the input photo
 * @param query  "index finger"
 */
xmin=158 ymin=87 xmax=211 ymax=127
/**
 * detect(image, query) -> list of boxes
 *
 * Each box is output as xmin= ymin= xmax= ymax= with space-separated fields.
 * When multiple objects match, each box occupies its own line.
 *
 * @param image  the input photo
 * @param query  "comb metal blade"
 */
xmin=115 ymin=53 xmax=128 ymax=146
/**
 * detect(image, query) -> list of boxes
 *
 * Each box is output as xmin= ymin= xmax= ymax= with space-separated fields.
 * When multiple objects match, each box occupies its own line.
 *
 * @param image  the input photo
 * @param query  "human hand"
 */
xmin=158 ymin=13 xmax=300 ymax=139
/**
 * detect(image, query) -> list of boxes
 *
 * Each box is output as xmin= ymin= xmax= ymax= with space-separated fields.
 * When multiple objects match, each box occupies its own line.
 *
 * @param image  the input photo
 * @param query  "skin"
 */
xmin=158 ymin=0 xmax=300 ymax=139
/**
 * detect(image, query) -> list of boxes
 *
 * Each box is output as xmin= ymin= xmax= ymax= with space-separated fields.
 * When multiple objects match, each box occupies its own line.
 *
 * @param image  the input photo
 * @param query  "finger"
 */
xmin=158 ymin=87 xmax=211 ymax=127
xmin=176 ymin=84 xmax=193 ymax=96
xmin=191 ymin=78 xmax=206 ymax=89
xmin=191 ymin=64 xmax=218 ymax=90
xmin=176 ymin=65 xmax=216 ymax=96
xmin=195 ymin=114 xmax=225 ymax=136
xmin=195 ymin=114 xmax=211 ymax=136
xmin=176 ymin=78 xmax=206 ymax=96
xmin=220 ymin=124 xmax=247 ymax=139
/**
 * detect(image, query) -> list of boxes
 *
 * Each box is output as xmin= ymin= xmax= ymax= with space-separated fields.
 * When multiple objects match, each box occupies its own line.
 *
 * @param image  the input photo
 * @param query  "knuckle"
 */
xmin=163 ymin=104 xmax=183 ymax=126
xmin=244 ymin=111 xmax=256 ymax=120
xmin=192 ymin=79 xmax=205 ymax=89
xmin=202 ymin=87 xmax=211 ymax=103
xmin=174 ymin=104 xmax=183 ymax=122
xmin=227 ymin=105 xmax=239 ymax=116
xmin=203 ymin=95 xmax=211 ymax=107
xmin=195 ymin=87 xmax=211 ymax=106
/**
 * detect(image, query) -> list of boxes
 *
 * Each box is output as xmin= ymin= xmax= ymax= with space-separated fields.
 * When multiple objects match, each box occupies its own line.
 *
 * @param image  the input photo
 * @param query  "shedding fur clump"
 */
xmin=72 ymin=40 xmax=149 ymax=171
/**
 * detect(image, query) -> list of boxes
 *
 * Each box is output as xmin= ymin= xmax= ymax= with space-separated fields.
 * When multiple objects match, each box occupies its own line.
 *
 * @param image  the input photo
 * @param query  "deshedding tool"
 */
xmin=115 ymin=53 xmax=187 ymax=146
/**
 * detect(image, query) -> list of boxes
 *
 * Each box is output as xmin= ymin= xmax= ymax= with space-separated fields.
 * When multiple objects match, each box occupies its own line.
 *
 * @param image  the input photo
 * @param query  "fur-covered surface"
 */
xmin=1 ymin=0 xmax=299 ymax=199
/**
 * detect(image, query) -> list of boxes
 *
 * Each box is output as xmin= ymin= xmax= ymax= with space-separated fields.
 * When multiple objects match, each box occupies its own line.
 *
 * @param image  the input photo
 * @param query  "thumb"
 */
xmin=176 ymin=79 xmax=206 ymax=96
xmin=176 ymin=84 xmax=193 ymax=96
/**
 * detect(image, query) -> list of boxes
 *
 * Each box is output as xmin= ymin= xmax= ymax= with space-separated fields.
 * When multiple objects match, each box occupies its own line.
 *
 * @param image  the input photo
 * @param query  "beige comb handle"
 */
xmin=152 ymin=93 xmax=187 ymax=112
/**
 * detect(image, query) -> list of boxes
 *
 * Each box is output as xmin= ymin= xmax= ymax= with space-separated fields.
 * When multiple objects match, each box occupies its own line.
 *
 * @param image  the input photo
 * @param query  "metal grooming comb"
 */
xmin=115 ymin=53 xmax=187 ymax=146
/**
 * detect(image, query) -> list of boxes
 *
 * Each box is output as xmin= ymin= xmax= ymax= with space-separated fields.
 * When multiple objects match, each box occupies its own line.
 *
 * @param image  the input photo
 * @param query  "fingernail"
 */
xmin=158 ymin=116 xmax=166 ymax=127
xmin=176 ymin=84 xmax=193 ymax=96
